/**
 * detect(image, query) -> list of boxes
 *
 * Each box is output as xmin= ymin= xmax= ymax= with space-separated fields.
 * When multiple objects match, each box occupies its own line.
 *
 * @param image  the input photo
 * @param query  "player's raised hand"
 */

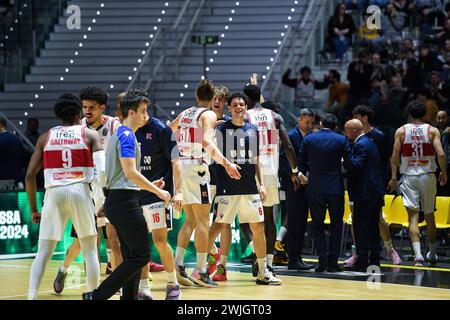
xmin=31 ymin=211 xmax=41 ymax=224
xmin=250 ymin=73 xmax=258 ymax=85
xmin=225 ymin=162 xmax=241 ymax=180
xmin=152 ymin=177 xmax=165 ymax=190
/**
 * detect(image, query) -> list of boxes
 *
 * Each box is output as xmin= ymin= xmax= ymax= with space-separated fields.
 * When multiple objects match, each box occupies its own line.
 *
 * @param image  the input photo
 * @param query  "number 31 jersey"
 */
xmin=400 ymin=123 xmax=437 ymax=175
xmin=43 ymin=125 xmax=94 ymax=188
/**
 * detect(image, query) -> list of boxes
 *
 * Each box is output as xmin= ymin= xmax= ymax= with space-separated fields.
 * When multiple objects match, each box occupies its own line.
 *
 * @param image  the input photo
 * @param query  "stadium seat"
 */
xmin=434 ymin=197 xmax=450 ymax=229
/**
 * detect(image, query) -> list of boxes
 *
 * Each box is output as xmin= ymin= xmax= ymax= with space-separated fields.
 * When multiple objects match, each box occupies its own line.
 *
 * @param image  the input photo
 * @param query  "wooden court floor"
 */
xmin=0 ymin=259 xmax=449 ymax=300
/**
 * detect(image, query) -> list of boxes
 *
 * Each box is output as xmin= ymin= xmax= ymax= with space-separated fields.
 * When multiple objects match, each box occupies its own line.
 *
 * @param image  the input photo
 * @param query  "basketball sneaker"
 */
xmin=207 ymin=248 xmax=221 ymax=275
xmin=426 ymin=251 xmax=438 ymax=266
xmin=387 ymin=248 xmax=402 ymax=265
xmin=344 ymin=254 xmax=358 ymax=267
xmin=267 ymin=265 xmax=277 ymax=277
xmin=189 ymin=268 xmax=218 ymax=288
xmin=53 ymin=266 xmax=68 ymax=294
xmin=149 ymin=261 xmax=165 ymax=272
xmin=212 ymin=264 xmax=227 ymax=281
xmin=414 ymin=257 xmax=424 ymax=267
xmin=256 ymin=268 xmax=282 ymax=286
xmin=137 ymin=290 xmax=153 ymax=300
xmin=165 ymin=284 xmax=181 ymax=300
xmin=105 ymin=262 xmax=112 ymax=275
xmin=176 ymin=265 xmax=195 ymax=287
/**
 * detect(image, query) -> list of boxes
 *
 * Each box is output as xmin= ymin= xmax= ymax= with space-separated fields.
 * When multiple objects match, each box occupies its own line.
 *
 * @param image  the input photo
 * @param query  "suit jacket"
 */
xmin=300 ymin=129 xmax=348 ymax=195
xmin=344 ymin=135 xmax=385 ymax=201
xmin=279 ymin=126 xmax=307 ymax=190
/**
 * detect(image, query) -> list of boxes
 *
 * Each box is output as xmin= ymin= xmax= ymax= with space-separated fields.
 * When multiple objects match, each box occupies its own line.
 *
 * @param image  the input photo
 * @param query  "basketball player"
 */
xmin=243 ymin=83 xmax=304 ymax=275
xmin=206 ymin=85 xmax=233 ymax=280
xmin=52 ymin=86 xmax=122 ymax=294
xmin=344 ymin=105 xmax=402 ymax=266
xmin=133 ymin=89 xmax=182 ymax=300
xmin=169 ymin=80 xmax=241 ymax=288
xmin=26 ymin=94 xmax=105 ymax=300
xmin=388 ymin=100 xmax=447 ymax=266
xmin=214 ymin=91 xmax=281 ymax=285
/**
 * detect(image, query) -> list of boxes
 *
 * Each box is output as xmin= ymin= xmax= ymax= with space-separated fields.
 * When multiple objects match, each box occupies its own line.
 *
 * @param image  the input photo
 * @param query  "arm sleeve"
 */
xmin=282 ymin=69 xmax=298 ymax=88
xmin=345 ymin=142 xmax=367 ymax=174
xmin=118 ymin=129 xmax=136 ymax=158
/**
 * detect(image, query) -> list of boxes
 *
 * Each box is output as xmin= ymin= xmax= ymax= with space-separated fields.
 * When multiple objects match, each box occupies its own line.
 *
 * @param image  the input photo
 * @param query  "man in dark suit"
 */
xmin=300 ymin=113 xmax=348 ymax=272
xmin=343 ymin=119 xmax=385 ymax=271
xmin=280 ymin=108 xmax=315 ymax=271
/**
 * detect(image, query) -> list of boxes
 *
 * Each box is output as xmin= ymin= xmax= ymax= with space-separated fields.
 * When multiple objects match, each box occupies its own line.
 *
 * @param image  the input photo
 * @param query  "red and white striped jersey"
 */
xmin=246 ymin=106 xmax=279 ymax=177
xmin=81 ymin=115 xmax=121 ymax=150
xmin=176 ymin=107 xmax=210 ymax=164
xmin=400 ymin=123 xmax=437 ymax=175
xmin=43 ymin=125 xmax=94 ymax=188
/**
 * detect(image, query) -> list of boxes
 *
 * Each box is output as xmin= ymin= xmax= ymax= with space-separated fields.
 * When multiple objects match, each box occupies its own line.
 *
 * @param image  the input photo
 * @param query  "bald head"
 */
xmin=344 ymin=119 xmax=364 ymax=141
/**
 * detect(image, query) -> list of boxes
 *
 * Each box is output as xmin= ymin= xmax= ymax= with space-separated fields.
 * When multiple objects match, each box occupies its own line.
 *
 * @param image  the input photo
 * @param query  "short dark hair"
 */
xmin=300 ymin=66 xmax=312 ymax=75
xmin=243 ymin=84 xmax=261 ymax=106
xmin=79 ymin=86 xmax=108 ymax=105
xmin=352 ymin=104 xmax=374 ymax=123
xmin=329 ymin=69 xmax=341 ymax=81
xmin=320 ymin=113 xmax=338 ymax=130
xmin=261 ymin=100 xmax=280 ymax=113
xmin=298 ymin=108 xmax=315 ymax=118
xmin=196 ymin=80 xmax=215 ymax=102
xmin=27 ymin=117 xmax=39 ymax=126
xmin=408 ymin=100 xmax=426 ymax=119
xmin=0 ymin=116 xmax=6 ymax=128
xmin=227 ymin=91 xmax=249 ymax=106
xmin=54 ymin=93 xmax=82 ymax=123
xmin=120 ymin=90 xmax=150 ymax=119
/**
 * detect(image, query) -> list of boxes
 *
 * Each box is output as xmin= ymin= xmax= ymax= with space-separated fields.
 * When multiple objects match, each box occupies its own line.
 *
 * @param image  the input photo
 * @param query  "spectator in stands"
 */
xmin=325 ymin=69 xmax=350 ymax=114
xmin=435 ymin=110 xmax=450 ymax=196
xmin=402 ymin=54 xmax=422 ymax=90
xmin=327 ymin=3 xmax=356 ymax=62
xmin=435 ymin=18 xmax=450 ymax=48
xmin=418 ymin=43 xmax=442 ymax=79
xmin=368 ymin=53 xmax=389 ymax=110
xmin=344 ymin=0 xmax=366 ymax=11
xmin=282 ymin=66 xmax=329 ymax=109
xmin=347 ymin=49 xmax=373 ymax=107
xmin=385 ymin=75 xmax=408 ymax=127
xmin=438 ymin=39 xmax=450 ymax=81
xmin=415 ymin=87 xmax=439 ymax=124
xmin=392 ymin=0 xmax=415 ymax=17
xmin=379 ymin=3 xmax=408 ymax=47
xmin=358 ymin=12 xmax=382 ymax=52
xmin=0 ymin=116 xmax=25 ymax=186
xmin=426 ymin=71 xmax=448 ymax=109
xmin=21 ymin=118 xmax=43 ymax=189
xmin=414 ymin=0 xmax=444 ymax=35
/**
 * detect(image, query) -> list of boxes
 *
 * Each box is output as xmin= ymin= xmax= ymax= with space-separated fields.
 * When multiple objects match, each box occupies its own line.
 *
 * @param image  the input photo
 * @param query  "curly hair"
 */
xmin=79 ymin=86 xmax=109 ymax=105
xmin=227 ymin=91 xmax=249 ymax=106
xmin=54 ymin=93 xmax=82 ymax=123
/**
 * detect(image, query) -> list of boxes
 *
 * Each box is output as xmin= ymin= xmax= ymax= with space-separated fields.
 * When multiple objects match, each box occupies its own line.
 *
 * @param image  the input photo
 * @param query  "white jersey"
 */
xmin=296 ymin=78 xmax=315 ymax=103
xmin=81 ymin=115 xmax=121 ymax=150
xmin=400 ymin=123 xmax=437 ymax=175
xmin=43 ymin=125 xmax=94 ymax=188
xmin=81 ymin=115 xmax=121 ymax=212
xmin=246 ymin=106 xmax=279 ymax=177
xmin=176 ymin=107 xmax=210 ymax=165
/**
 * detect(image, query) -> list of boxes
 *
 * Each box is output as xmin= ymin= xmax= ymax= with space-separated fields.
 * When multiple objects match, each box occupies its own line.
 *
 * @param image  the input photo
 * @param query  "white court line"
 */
xmin=0 ymin=283 xmax=86 ymax=299
xmin=0 ymin=252 xmax=65 ymax=260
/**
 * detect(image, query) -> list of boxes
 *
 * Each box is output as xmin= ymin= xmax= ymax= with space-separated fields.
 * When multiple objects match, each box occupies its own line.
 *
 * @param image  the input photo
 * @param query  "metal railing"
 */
xmin=127 ymin=0 xmax=209 ymax=93
xmin=0 ymin=111 xmax=35 ymax=150
xmin=1 ymin=0 xmax=67 ymax=86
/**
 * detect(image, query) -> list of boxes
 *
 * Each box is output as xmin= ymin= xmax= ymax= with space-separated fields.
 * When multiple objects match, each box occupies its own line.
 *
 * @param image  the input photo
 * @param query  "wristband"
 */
xmin=292 ymin=168 xmax=299 ymax=174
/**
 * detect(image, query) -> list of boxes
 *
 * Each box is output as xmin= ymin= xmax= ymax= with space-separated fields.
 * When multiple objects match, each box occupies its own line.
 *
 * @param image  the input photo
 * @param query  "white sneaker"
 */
xmin=256 ymin=268 xmax=282 ymax=286
xmin=115 ymin=288 xmax=122 ymax=296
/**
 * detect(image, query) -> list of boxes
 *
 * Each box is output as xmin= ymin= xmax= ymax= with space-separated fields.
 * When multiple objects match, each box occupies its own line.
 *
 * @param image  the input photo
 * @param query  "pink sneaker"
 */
xmin=387 ymin=248 xmax=402 ymax=265
xmin=344 ymin=254 xmax=358 ymax=267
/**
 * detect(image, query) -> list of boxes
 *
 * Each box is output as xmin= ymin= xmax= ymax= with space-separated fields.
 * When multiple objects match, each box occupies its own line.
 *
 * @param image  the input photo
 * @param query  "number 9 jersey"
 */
xmin=43 ymin=125 xmax=94 ymax=188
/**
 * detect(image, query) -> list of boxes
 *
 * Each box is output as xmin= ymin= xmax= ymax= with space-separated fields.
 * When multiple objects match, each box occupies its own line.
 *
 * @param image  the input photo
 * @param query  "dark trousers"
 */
xmin=307 ymin=193 xmax=344 ymax=266
xmin=92 ymin=190 xmax=150 ymax=300
xmin=286 ymin=186 xmax=309 ymax=262
xmin=353 ymin=197 xmax=382 ymax=266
